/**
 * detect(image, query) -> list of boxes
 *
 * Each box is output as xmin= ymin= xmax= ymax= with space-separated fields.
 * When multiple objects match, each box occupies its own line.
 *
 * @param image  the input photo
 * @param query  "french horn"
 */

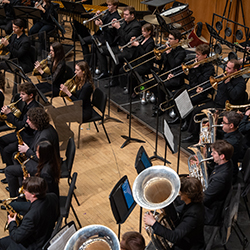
xmin=64 ymin=224 xmax=120 ymax=250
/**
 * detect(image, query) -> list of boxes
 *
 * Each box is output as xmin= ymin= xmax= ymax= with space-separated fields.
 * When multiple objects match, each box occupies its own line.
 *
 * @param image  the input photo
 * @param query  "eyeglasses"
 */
xmin=222 ymin=120 xmax=230 ymax=125
xmin=167 ymin=37 xmax=175 ymax=40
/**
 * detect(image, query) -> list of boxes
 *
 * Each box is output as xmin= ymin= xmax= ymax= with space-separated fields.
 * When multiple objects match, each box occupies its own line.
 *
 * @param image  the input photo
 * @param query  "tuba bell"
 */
xmin=64 ymin=224 xmax=120 ymax=250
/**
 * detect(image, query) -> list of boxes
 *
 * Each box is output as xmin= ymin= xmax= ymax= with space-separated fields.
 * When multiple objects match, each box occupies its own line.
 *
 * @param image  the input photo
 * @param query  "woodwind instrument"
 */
xmin=59 ymin=74 xmax=77 ymax=102
xmin=14 ymin=126 xmax=27 ymax=164
xmin=18 ymin=158 xmax=31 ymax=194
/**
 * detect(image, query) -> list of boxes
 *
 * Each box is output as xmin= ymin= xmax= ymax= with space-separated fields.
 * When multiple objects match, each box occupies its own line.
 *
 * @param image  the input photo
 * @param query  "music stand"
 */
xmin=0 ymin=8 xmax=6 ymax=20
xmin=141 ymin=0 xmax=174 ymax=7
xmin=109 ymin=175 xmax=136 ymax=240
xmin=5 ymin=60 xmax=49 ymax=104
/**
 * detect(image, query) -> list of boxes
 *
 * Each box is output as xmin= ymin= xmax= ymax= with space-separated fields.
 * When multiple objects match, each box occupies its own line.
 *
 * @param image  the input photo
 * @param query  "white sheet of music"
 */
xmin=164 ymin=120 xmax=175 ymax=153
xmin=174 ymin=90 xmax=193 ymax=119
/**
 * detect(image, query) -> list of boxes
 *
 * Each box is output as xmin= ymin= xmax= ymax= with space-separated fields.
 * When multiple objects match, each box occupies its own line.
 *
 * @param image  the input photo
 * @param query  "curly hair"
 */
xmin=19 ymin=82 xmax=37 ymax=98
xmin=27 ymin=107 xmax=50 ymax=131
xmin=180 ymin=176 xmax=204 ymax=203
xmin=75 ymin=61 xmax=94 ymax=90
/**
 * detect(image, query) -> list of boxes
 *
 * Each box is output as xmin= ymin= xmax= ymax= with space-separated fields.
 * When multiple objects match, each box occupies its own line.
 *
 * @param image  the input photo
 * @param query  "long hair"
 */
xmin=75 ymin=61 xmax=94 ymax=90
xmin=51 ymin=42 xmax=65 ymax=72
xmin=35 ymin=141 xmax=60 ymax=184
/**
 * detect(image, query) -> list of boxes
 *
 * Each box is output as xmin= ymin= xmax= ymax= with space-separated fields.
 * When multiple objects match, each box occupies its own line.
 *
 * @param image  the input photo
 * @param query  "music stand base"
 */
xmin=150 ymin=152 xmax=171 ymax=164
xmin=100 ymin=114 xmax=123 ymax=124
xmin=120 ymin=135 xmax=145 ymax=149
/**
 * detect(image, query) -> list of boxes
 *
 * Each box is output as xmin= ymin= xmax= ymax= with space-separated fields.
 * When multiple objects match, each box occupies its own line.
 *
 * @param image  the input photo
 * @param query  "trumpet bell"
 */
xmin=132 ymin=166 xmax=180 ymax=210
xmin=64 ymin=225 xmax=120 ymax=250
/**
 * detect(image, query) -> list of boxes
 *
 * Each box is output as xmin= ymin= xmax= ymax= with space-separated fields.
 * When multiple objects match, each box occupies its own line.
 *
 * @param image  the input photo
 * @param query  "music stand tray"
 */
xmin=61 ymin=0 xmax=87 ymax=13
xmin=14 ymin=6 xmax=41 ymax=20
xmin=140 ymin=0 xmax=174 ymax=7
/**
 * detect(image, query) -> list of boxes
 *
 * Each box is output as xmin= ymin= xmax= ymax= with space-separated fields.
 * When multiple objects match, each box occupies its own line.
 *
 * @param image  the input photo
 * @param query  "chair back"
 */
xmin=241 ymin=148 xmax=250 ymax=184
xmin=92 ymin=88 xmax=107 ymax=116
xmin=30 ymin=45 xmax=37 ymax=64
xmin=65 ymin=137 xmax=76 ymax=175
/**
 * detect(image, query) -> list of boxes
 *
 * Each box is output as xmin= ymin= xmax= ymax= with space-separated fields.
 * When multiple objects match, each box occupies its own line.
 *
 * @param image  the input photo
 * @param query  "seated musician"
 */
xmin=152 ymin=30 xmax=186 ymax=117
xmin=120 ymin=231 xmax=145 ymax=250
xmin=5 ymin=107 xmax=60 ymax=197
xmin=0 ymin=82 xmax=39 ymax=171
xmin=81 ymin=0 xmax=121 ymax=72
xmin=0 ymin=19 xmax=33 ymax=73
xmin=180 ymin=44 xmax=215 ymax=130
xmin=53 ymin=61 xmax=94 ymax=148
xmin=121 ymin=23 xmax=155 ymax=98
xmin=34 ymin=41 xmax=66 ymax=97
xmin=182 ymin=59 xmax=246 ymax=143
xmin=144 ymin=176 xmax=205 ymax=250
xmin=204 ymin=140 xmax=233 ymax=225
xmin=97 ymin=6 xmax=141 ymax=87
xmin=0 ymin=176 xmax=59 ymax=250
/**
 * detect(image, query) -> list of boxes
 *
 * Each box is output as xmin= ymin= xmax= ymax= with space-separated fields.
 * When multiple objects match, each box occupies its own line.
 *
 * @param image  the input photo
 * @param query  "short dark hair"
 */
xmin=27 ymin=107 xmax=50 ymax=131
xmin=196 ymin=44 xmax=210 ymax=56
xmin=142 ymin=23 xmax=154 ymax=36
xmin=106 ymin=0 xmax=119 ymax=7
xmin=121 ymin=231 xmax=145 ymax=250
xmin=12 ymin=19 xmax=26 ymax=29
xmin=223 ymin=110 xmax=242 ymax=128
xmin=22 ymin=176 xmax=47 ymax=199
xmin=169 ymin=29 xmax=182 ymax=41
xmin=180 ymin=176 xmax=204 ymax=203
xmin=230 ymin=59 xmax=241 ymax=71
xmin=212 ymin=140 xmax=234 ymax=161
xmin=124 ymin=6 xmax=135 ymax=16
xmin=19 ymin=82 xmax=37 ymax=98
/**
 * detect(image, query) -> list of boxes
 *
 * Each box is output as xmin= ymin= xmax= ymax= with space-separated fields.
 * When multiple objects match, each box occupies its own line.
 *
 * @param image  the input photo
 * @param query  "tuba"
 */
xmin=133 ymin=166 xmax=180 ymax=249
xmin=32 ymin=54 xmax=51 ymax=76
xmin=64 ymin=224 xmax=120 ymax=250
xmin=13 ymin=126 xmax=27 ymax=164
xmin=59 ymin=74 xmax=77 ymax=102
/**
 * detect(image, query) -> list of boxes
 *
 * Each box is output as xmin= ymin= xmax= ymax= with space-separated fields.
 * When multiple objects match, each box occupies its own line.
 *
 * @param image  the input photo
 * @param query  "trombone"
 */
xmin=82 ymin=9 xmax=108 ymax=25
xmin=99 ymin=18 xmax=124 ymax=30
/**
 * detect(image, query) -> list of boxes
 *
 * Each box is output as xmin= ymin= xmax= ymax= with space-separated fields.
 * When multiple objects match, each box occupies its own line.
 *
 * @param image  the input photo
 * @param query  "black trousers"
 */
xmin=0 ymin=133 xmax=17 ymax=166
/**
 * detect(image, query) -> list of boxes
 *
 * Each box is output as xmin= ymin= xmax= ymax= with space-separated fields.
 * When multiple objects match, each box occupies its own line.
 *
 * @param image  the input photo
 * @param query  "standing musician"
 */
xmin=121 ymin=23 xmax=155 ymax=97
xmin=5 ymin=107 xmax=60 ymax=197
xmin=97 ymin=6 xmax=141 ymax=87
xmin=34 ymin=41 xmax=66 ymax=97
xmin=0 ymin=83 xmax=39 ymax=169
xmin=180 ymin=44 xmax=215 ymax=130
xmin=152 ymin=30 xmax=186 ymax=117
xmin=54 ymin=61 xmax=94 ymax=147
xmin=144 ymin=176 xmax=205 ymax=250
xmin=182 ymin=59 xmax=247 ymax=143
xmin=0 ymin=19 xmax=33 ymax=73
xmin=81 ymin=0 xmax=121 ymax=72
xmin=0 ymin=177 xmax=59 ymax=250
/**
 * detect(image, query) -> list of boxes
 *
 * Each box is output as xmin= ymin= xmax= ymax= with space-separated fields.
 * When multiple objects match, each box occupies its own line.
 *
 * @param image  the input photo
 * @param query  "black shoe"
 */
xmin=181 ymin=120 xmax=188 ymax=131
xmin=167 ymin=116 xmax=179 ymax=124
xmin=95 ymin=72 xmax=109 ymax=80
xmin=152 ymin=109 xmax=164 ymax=117
xmin=1 ymin=205 xmax=6 ymax=210
xmin=0 ymin=168 xmax=5 ymax=174
xmin=181 ymin=134 xmax=198 ymax=143
xmin=104 ymin=80 xmax=118 ymax=88
xmin=123 ymin=88 xmax=128 ymax=95
xmin=1 ymin=178 xmax=7 ymax=184
xmin=5 ymin=186 xmax=9 ymax=192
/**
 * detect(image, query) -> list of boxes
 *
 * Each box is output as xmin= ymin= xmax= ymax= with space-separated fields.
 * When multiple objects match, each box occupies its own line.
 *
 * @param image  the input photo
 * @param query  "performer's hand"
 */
xmin=245 ymin=109 xmax=250 ymax=116
xmin=165 ymin=43 xmax=171 ymax=54
xmin=95 ymin=19 xmax=103 ymax=26
xmin=8 ymin=213 xmax=16 ymax=224
xmin=196 ymin=87 xmax=203 ymax=93
xmin=1 ymin=105 xmax=11 ymax=114
xmin=143 ymin=212 xmax=156 ymax=226
xmin=2 ymin=0 xmax=10 ymax=3
xmin=18 ymin=142 xmax=29 ymax=154
xmin=1 ymin=38 xmax=9 ymax=47
xmin=60 ymin=84 xmax=71 ymax=97
xmin=167 ymin=73 xmax=174 ymax=79
xmin=130 ymin=37 xmax=139 ymax=47
xmin=112 ymin=18 xmax=120 ymax=29
xmin=34 ymin=61 xmax=44 ymax=75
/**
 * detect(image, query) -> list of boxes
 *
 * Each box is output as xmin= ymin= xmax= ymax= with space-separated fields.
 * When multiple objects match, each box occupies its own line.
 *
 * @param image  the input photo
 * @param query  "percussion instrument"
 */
xmin=188 ymin=23 xmax=210 ymax=48
xmin=161 ymin=4 xmax=195 ymax=34
xmin=143 ymin=14 xmax=171 ymax=26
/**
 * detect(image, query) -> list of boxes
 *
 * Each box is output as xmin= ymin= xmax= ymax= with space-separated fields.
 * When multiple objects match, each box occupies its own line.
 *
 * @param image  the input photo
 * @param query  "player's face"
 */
xmin=26 ymin=117 xmax=38 ymax=130
xmin=226 ymin=61 xmax=236 ymax=75
xmin=107 ymin=3 xmax=116 ymax=13
xmin=123 ymin=10 xmax=133 ymax=22
xmin=211 ymin=148 xmax=220 ymax=164
xmin=50 ymin=46 xmax=55 ymax=59
xmin=20 ymin=91 xmax=32 ymax=103
xmin=75 ymin=65 xmax=84 ymax=78
xmin=196 ymin=51 xmax=207 ymax=62
xmin=167 ymin=34 xmax=178 ymax=46
xmin=142 ymin=28 xmax=151 ymax=38
xmin=12 ymin=24 xmax=23 ymax=35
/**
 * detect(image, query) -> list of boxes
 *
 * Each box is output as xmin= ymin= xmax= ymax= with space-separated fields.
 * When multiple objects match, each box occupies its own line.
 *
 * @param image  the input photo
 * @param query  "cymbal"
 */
xmin=143 ymin=14 xmax=172 ymax=25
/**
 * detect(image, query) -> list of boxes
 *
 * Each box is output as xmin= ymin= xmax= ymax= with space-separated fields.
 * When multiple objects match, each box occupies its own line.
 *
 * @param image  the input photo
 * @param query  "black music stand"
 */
xmin=109 ymin=175 xmax=136 ymax=240
xmin=0 ymin=8 xmax=5 ymax=20
xmin=120 ymin=59 xmax=145 ymax=148
xmin=5 ymin=60 xmax=49 ymax=104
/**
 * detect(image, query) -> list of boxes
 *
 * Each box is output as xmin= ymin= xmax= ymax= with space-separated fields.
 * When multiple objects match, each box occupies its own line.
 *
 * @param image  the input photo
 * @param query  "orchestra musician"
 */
xmin=144 ymin=176 xmax=205 ymax=250
xmin=34 ymin=41 xmax=66 ymax=97
xmin=0 ymin=177 xmax=59 ymax=250
xmin=121 ymin=23 xmax=155 ymax=98
xmin=81 ymin=0 xmax=121 ymax=71
xmin=239 ymin=108 xmax=250 ymax=148
xmin=0 ymin=19 xmax=33 ymax=73
xmin=0 ymin=72 xmax=5 ymax=110
xmin=152 ymin=30 xmax=186 ymax=117
xmin=182 ymin=59 xmax=247 ymax=143
xmin=5 ymin=107 xmax=60 ymax=197
xmin=0 ymin=82 xmax=39 ymax=170
xmin=97 ymin=6 xmax=141 ymax=87
xmin=54 ymin=61 xmax=94 ymax=147
xmin=120 ymin=231 xmax=145 ymax=250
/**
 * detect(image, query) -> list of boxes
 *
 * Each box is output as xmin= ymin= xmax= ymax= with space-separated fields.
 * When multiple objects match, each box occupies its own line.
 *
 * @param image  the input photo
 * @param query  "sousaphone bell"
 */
xmin=64 ymin=224 xmax=120 ymax=250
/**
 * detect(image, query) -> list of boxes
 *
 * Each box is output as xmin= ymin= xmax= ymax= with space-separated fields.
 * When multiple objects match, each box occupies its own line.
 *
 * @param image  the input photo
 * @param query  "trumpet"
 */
xmin=32 ymin=54 xmax=51 ymax=76
xmin=59 ymin=74 xmax=77 ymax=102
xmin=99 ymin=18 xmax=124 ymax=30
xmin=83 ymin=9 xmax=108 ymax=25
xmin=118 ymin=35 xmax=144 ymax=52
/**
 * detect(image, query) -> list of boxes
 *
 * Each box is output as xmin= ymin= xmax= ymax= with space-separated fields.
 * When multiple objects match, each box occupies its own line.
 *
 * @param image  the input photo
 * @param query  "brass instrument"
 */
xmin=14 ymin=126 xmax=27 ymax=164
xmin=64 ymin=224 xmax=120 ymax=250
xmin=32 ymin=54 xmax=51 ymax=76
xmin=0 ymin=98 xmax=22 ymax=128
xmin=34 ymin=0 xmax=43 ymax=8
xmin=18 ymin=158 xmax=30 ymax=194
xmin=99 ymin=18 xmax=124 ymax=30
xmin=225 ymin=100 xmax=250 ymax=111
xmin=83 ymin=9 xmax=108 ymax=25
xmin=0 ymin=32 xmax=14 ymax=51
xmin=119 ymin=34 xmax=144 ymax=52
xmin=3 ymin=194 xmax=24 ymax=231
xmin=59 ymin=74 xmax=77 ymax=102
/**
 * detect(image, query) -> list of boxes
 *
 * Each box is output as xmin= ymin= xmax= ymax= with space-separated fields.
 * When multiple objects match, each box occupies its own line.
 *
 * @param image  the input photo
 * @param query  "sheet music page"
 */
xmin=164 ymin=120 xmax=175 ymax=153
xmin=48 ymin=225 xmax=76 ymax=250
xmin=174 ymin=90 xmax=193 ymax=119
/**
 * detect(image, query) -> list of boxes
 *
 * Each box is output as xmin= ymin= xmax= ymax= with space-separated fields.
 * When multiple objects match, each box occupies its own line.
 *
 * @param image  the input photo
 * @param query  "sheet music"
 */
xmin=48 ymin=224 xmax=76 ymax=250
xmin=174 ymin=90 xmax=193 ymax=119
xmin=106 ymin=41 xmax=119 ymax=65
xmin=163 ymin=119 xmax=175 ymax=153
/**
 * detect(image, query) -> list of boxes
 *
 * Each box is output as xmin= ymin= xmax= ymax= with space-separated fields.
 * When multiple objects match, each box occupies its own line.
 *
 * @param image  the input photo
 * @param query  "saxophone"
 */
xmin=13 ymin=126 xmax=27 ymax=164
xmin=3 ymin=195 xmax=24 ymax=231
xmin=32 ymin=54 xmax=51 ymax=76
xmin=0 ymin=32 xmax=14 ymax=51
xmin=18 ymin=158 xmax=30 ymax=194
xmin=59 ymin=74 xmax=77 ymax=102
